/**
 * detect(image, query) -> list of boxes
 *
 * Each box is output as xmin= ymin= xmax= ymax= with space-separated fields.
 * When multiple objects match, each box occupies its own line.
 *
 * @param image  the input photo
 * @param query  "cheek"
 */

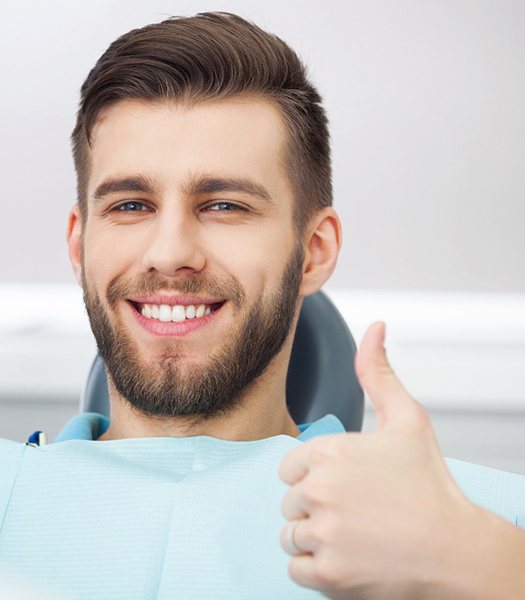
xmin=218 ymin=244 xmax=290 ymax=302
xmin=224 ymin=219 xmax=292 ymax=254
xmin=82 ymin=228 xmax=139 ymax=287
xmin=210 ymin=221 xmax=294 ymax=266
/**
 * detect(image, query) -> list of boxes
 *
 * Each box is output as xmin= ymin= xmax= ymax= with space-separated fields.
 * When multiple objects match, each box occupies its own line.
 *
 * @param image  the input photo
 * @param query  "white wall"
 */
xmin=0 ymin=0 xmax=523 ymax=291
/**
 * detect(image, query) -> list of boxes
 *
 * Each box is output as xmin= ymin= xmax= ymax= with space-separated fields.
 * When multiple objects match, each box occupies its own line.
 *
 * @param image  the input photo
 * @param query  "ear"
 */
xmin=66 ymin=204 xmax=83 ymax=286
xmin=299 ymin=207 xmax=342 ymax=296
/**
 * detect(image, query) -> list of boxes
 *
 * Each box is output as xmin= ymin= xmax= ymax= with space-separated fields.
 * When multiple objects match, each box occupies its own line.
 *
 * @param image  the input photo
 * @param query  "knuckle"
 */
xmin=307 ymin=515 xmax=339 ymax=548
xmin=279 ymin=448 xmax=301 ymax=479
xmin=281 ymin=488 xmax=308 ymax=520
xmin=299 ymin=482 xmax=336 ymax=513
xmin=302 ymin=519 xmax=324 ymax=548
xmin=311 ymin=555 xmax=344 ymax=589
xmin=415 ymin=402 xmax=432 ymax=428
xmin=299 ymin=476 xmax=341 ymax=509
xmin=318 ymin=514 xmax=341 ymax=543
xmin=404 ymin=400 xmax=432 ymax=434
xmin=309 ymin=442 xmax=332 ymax=465
xmin=378 ymin=362 xmax=394 ymax=378
xmin=299 ymin=480 xmax=323 ymax=506
xmin=410 ymin=399 xmax=428 ymax=421
xmin=310 ymin=436 xmax=344 ymax=465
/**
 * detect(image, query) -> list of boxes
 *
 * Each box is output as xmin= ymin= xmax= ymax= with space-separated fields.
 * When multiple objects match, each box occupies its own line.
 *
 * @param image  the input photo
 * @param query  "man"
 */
xmin=0 ymin=12 xmax=523 ymax=600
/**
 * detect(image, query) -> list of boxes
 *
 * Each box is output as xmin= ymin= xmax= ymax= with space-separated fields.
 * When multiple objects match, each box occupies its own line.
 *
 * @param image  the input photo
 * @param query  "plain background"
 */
xmin=1 ymin=0 xmax=523 ymax=291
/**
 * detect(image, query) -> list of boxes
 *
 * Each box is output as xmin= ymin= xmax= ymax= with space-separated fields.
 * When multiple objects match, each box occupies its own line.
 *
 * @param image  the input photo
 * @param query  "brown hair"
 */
xmin=71 ymin=12 xmax=332 ymax=234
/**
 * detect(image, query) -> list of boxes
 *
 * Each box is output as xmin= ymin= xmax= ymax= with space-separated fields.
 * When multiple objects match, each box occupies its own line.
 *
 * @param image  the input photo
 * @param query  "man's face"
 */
xmin=72 ymin=97 xmax=305 ymax=418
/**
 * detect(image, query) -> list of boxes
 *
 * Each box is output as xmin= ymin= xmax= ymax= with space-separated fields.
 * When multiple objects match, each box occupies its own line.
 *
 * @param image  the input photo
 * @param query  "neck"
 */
xmin=97 ymin=368 xmax=300 ymax=442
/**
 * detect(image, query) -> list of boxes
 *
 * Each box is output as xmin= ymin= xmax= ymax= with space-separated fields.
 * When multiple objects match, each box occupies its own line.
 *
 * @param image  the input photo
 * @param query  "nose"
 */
xmin=142 ymin=209 xmax=206 ymax=277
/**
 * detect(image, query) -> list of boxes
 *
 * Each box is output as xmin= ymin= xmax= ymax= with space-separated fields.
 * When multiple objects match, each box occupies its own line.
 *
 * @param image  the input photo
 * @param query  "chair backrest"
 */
xmin=81 ymin=290 xmax=364 ymax=431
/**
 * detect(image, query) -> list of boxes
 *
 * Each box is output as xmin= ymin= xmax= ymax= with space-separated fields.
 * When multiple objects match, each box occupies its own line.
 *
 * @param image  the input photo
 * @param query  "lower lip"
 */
xmin=128 ymin=302 xmax=223 ymax=337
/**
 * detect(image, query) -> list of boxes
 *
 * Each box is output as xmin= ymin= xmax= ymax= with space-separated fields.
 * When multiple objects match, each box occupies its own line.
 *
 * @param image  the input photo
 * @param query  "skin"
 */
xmin=66 ymin=96 xmax=342 ymax=442
xmin=280 ymin=321 xmax=525 ymax=599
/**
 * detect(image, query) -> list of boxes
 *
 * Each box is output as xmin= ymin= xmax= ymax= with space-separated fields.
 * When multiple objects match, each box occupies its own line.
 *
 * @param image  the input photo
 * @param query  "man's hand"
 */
xmin=278 ymin=321 xmax=519 ymax=599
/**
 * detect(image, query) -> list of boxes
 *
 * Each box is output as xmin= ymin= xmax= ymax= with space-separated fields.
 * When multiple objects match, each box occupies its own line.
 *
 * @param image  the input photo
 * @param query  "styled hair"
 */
xmin=71 ymin=12 xmax=332 ymax=234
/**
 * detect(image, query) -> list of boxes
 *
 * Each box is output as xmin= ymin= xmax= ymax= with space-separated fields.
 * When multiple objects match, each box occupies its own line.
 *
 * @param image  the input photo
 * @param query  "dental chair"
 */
xmin=81 ymin=291 xmax=364 ymax=431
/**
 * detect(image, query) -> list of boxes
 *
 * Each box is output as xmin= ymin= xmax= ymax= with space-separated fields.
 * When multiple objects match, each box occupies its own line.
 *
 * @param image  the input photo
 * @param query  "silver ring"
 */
xmin=286 ymin=521 xmax=303 ymax=555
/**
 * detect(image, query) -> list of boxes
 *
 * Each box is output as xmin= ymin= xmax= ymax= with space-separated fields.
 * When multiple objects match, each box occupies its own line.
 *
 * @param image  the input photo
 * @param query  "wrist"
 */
xmin=437 ymin=505 xmax=525 ymax=599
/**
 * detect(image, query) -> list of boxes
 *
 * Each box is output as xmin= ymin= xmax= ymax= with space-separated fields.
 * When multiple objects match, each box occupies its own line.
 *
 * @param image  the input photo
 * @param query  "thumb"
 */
xmin=355 ymin=321 xmax=422 ymax=430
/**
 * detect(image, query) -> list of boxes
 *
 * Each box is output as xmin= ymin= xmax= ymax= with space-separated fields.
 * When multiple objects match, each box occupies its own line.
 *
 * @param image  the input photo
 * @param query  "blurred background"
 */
xmin=0 ymin=0 xmax=523 ymax=472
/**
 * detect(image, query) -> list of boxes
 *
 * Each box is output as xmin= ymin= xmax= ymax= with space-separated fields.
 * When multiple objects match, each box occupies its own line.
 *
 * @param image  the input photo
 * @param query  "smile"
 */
xmin=126 ymin=296 xmax=226 ymax=337
xmin=134 ymin=302 xmax=221 ymax=322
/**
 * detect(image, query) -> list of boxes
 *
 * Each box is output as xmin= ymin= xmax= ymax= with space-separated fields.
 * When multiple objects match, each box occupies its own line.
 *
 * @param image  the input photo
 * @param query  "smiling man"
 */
xmin=1 ymin=11 xmax=524 ymax=600
xmin=0 ymin=12 xmax=343 ymax=599
xmin=69 ymin=97 xmax=315 ymax=442
xmin=62 ymin=15 xmax=341 ymax=447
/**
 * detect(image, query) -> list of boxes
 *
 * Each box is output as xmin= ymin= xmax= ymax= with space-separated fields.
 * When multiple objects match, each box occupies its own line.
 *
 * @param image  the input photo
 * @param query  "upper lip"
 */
xmin=128 ymin=294 xmax=225 ymax=307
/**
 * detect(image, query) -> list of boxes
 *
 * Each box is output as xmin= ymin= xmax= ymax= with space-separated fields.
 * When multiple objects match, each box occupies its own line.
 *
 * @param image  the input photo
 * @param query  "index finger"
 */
xmin=278 ymin=440 xmax=317 ymax=485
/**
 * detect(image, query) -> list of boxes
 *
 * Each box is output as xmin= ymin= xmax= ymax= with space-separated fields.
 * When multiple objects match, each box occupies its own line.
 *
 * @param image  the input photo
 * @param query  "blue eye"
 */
xmin=116 ymin=201 xmax=148 ymax=212
xmin=208 ymin=202 xmax=243 ymax=211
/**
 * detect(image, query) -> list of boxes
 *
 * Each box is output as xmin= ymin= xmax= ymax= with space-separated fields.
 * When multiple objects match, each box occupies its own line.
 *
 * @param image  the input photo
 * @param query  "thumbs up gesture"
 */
xmin=279 ymin=322 xmax=511 ymax=599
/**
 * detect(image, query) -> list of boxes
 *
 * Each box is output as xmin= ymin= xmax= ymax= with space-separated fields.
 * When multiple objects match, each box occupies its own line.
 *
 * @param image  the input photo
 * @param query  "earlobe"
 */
xmin=299 ymin=208 xmax=342 ymax=297
xmin=66 ymin=204 xmax=83 ymax=286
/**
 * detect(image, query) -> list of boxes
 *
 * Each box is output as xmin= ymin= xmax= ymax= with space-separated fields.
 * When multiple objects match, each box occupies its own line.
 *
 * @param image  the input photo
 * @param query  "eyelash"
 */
xmin=111 ymin=201 xmax=247 ymax=213
xmin=205 ymin=202 xmax=246 ymax=212
xmin=114 ymin=201 xmax=150 ymax=212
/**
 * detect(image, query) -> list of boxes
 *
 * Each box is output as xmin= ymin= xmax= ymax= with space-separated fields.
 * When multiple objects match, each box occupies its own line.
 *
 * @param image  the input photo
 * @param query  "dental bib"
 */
xmin=0 ymin=412 xmax=523 ymax=599
xmin=0 ymin=414 xmax=341 ymax=599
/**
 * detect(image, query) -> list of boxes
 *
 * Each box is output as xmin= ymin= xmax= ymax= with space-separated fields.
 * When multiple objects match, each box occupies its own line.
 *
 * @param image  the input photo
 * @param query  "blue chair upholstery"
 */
xmin=81 ymin=291 xmax=364 ymax=431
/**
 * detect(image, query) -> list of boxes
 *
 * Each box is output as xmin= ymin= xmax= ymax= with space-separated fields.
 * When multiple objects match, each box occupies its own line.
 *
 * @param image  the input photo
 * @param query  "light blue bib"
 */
xmin=0 ymin=412 xmax=523 ymax=599
xmin=0 ymin=414 xmax=340 ymax=599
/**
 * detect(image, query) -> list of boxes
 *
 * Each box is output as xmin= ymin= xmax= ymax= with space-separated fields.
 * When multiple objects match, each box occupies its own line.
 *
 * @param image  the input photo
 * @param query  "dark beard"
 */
xmin=81 ymin=244 xmax=304 ymax=420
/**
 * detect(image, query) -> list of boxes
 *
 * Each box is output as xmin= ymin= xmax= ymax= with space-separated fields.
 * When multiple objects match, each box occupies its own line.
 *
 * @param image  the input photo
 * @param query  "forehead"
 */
xmin=87 ymin=97 xmax=292 ymax=202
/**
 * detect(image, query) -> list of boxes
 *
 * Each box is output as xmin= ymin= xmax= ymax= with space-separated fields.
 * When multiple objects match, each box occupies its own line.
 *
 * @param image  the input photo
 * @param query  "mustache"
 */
xmin=105 ymin=271 xmax=245 ymax=309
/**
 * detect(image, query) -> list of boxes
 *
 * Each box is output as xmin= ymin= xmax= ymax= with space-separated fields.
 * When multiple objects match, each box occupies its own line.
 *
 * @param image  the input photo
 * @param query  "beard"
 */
xmin=81 ymin=244 xmax=304 ymax=420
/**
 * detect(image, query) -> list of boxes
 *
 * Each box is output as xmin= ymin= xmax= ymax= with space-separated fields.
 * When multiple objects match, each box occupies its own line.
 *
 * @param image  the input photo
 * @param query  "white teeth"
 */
xmin=171 ymin=305 xmax=186 ymax=323
xmin=139 ymin=302 xmax=217 ymax=322
xmin=159 ymin=304 xmax=172 ymax=322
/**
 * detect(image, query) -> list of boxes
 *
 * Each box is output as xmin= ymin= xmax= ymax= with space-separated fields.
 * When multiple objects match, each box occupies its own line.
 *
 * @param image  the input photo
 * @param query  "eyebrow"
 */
xmin=93 ymin=175 xmax=155 ymax=200
xmin=92 ymin=174 xmax=274 ymax=205
xmin=186 ymin=176 xmax=274 ymax=204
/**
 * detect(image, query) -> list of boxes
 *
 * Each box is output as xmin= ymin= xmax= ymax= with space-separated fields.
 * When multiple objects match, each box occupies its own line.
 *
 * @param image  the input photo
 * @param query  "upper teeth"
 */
xmin=141 ymin=304 xmax=212 ymax=322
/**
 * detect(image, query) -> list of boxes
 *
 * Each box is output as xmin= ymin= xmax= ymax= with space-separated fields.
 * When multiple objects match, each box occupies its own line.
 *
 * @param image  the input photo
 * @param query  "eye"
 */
xmin=206 ymin=202 xmax=246 ymax=212
xmin=114 ymin=201 xmax=150 ymax=212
